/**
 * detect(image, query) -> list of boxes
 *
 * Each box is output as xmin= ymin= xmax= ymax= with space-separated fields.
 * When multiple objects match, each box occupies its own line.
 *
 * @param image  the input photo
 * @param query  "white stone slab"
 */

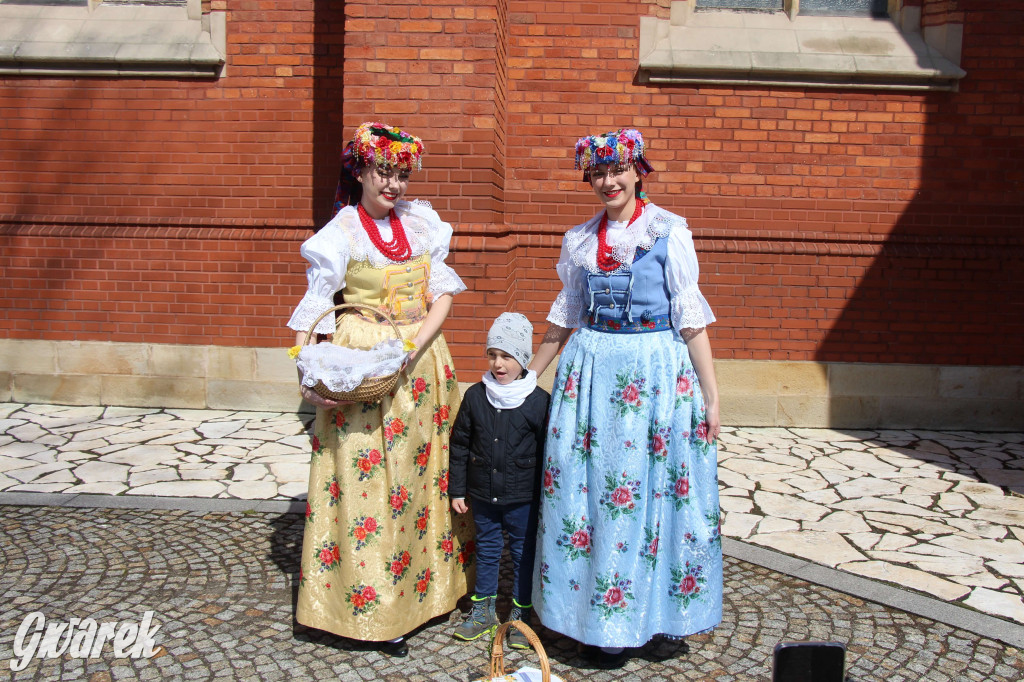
xmin=931 ymin=536 xmax=1024 ymax=563
xmin=798 ymin=489 xmax=840 ymax=506
xmin=834 ymin=498 xmax=941 ymax=518
xmin=753 ymin=491 xmax=829 ymax=522
xmin=232 ymin=463 xmax=268 ymax=481
xmin=749 ymin=530 xmax=864 ymax=568
xmin=63 ymin=482 xmax=128 ymax=495
xmin=720 ymin=496 xmax=754 ymax=514
xmin=720 ymin=457 xmax=802 ymax=476
xmin=147 ymin=430 xmax=202 ymax=446
xmin=7 ymin=462 xmax=72 ymax=483
xmin=846 ymin=532 xmax=880 ymax=551
xmin=718 ymin=468 xmax=755 ymax=491
xmin=197 ymin=421 xmax=246 ymax=439
xmin=950 ymin=573 xmax=1008 ymax=590
xmin=128 ymin=480 xmax=225 ymax=497
xmin=835 ymin=477 xmax=903 ymax=499
xmin=0 ymin=455 xmax=39 ymax=473
xmin=75 ymin=461 xmax=129 ymax=483
xmin=276 ymin=481 xmax=307 ymax=499
xmin=99 ymin=445 xmax=181 ymax=468
xmin=0 ymin=442 xmax=50 ymax=458
xmin=755 ymin=517 xmax=800 ymax=534
xmin=226 ymin=480 xmax=278 ymax=499
xmin=721 ymin=512 xmax=761 ymax=540
xmin=901 ymin=477 xmax=953 ymax=494
xmin=269 ymin=462 xmax=310 ymax=484
xmin=988 ymin=561 xmax=1024 ymax=578
xmin=33 ymin=469 xmax=75 ymax=485
xmin=805 ymin=511 xmax=872 ymax=534
xmin=945 ymin=518 xmax=1007 ymax=540
xmin=875 ymin=533 xmax=916 ymax=551
xmin=181 ymin=467 xmax=230 ymax=481
xmin=757 ymin=479 xmax=802 ymax=495
xmin=863 ymin=512 xmax=950 ymax=535
xmin=838 ymin=561 xmax=969 ymax=601
xmin=129 ymin=469 xmax=179 ymax=486
xmin=962 ymin=587 xmax=1024 ymax=622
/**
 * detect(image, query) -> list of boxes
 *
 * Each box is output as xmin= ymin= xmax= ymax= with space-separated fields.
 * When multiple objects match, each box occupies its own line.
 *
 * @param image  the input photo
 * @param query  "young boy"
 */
xmin=449 ymin=312 xmax=550 ymax=649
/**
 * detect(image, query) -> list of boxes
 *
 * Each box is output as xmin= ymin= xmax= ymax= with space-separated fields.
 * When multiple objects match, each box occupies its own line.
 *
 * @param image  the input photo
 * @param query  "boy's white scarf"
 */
xmin=481 ymin=370 xmax=538 ymax=409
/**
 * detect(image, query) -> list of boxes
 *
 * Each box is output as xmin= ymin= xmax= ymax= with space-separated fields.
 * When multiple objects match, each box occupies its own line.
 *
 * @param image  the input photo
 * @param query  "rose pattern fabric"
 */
xmin=533 ymin=327 xmax=722 ymax=647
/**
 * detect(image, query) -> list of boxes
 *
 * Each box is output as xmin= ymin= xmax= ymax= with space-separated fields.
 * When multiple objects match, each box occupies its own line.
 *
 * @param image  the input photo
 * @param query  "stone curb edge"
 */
xmin=1 ymin=492 xmax=1021 ymax=649
xmin=723 ymin=538 xmax=1024 ymax=650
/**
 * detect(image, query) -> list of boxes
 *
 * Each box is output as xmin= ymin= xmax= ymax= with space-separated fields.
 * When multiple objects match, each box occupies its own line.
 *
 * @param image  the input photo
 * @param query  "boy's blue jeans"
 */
xmin=470 ymin=498 xmax=538 ymax=605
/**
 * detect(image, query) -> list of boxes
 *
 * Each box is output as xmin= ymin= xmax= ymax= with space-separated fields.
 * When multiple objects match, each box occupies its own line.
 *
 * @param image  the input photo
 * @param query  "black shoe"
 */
xmin=579 ymin=644 xmax=629 ymax=669
xmin=596 ymin=648 xmax=629 ymax=669
xmin=379 ymin=638 xmax=408 ymax=658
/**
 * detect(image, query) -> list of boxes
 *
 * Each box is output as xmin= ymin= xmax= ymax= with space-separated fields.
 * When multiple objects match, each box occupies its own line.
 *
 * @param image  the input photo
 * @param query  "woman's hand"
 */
xmin=451 ymin=498 xmax=469 ymax=514
xmin=299 ymin=384 xmax=350 ymax=409
xmin=703 ymin=400 xmax=721 ymax=444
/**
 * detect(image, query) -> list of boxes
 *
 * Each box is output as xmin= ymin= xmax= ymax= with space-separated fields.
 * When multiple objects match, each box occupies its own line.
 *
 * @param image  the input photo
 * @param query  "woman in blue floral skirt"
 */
xmin=528 ymin=128 xmax=722 ymax=668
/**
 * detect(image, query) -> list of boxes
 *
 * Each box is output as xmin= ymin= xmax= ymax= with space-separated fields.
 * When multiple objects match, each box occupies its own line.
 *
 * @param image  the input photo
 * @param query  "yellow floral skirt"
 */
xmin=296 ymin=313 xmax=474 ymax=641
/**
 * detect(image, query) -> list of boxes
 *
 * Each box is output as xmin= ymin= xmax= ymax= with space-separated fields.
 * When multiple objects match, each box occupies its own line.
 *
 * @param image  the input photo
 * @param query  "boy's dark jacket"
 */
xmin=448 ymin=380 xmax=550 ymax=505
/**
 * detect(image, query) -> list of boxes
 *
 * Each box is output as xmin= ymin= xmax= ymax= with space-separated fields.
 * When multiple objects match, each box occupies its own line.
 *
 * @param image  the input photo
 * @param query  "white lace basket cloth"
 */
xmin=299 ymin=304 xmax=406 ymax=403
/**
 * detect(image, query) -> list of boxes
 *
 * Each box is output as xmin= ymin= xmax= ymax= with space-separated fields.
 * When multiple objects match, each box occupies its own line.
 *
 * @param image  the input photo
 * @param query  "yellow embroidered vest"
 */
xmin=341 ymin=254 xmax=430 ymax=322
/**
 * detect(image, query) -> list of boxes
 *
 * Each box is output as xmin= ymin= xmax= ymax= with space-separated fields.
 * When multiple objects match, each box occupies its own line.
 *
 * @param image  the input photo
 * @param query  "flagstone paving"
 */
xmin=1 ymin=402 xmax=1022 ymax=629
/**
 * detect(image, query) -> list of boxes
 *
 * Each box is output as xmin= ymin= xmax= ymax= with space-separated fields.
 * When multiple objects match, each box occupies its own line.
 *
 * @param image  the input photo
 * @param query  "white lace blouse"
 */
xmin=287 ymin=199 xmax=466 ymax=334
xmin=546 ymin=203 xmax=716 ymax=333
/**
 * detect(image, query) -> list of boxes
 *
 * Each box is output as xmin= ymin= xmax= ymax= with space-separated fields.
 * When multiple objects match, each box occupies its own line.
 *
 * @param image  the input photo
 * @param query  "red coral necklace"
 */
xmin=597 ymin=199 xmax=645 ymax=272
xmin=358 ymin=204 xmax=412 ymax=262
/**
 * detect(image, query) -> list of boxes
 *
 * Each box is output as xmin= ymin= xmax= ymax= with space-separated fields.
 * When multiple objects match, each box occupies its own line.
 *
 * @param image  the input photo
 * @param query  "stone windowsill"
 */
xmin=639 ymin=5 xmax=966 ymax=91
xmin=0 ymin=3 xmax=225 ymax=78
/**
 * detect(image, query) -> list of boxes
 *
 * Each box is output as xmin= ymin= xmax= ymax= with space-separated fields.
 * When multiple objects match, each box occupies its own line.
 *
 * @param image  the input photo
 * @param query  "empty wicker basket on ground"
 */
xmin=301 ymin=303 xmax=404 ymax=403
xmin=473 ymin=620 xmax=563 ymax=682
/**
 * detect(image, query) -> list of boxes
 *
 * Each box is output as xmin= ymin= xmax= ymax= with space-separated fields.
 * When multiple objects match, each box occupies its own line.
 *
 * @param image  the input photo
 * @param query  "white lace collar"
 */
xmin=564 ymin=203 xmax=684 ymax=274
xmin=481 ymin=370 xmax=538 ymax=409
xmin=335 ymin=199 xmax=434 ymax=268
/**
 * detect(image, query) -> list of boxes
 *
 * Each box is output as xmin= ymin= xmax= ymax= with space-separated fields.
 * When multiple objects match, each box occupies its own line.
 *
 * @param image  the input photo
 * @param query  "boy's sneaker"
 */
xmin=507 ymin=601 xmax=533 ymax=650
xmin=453 ymin=595 xmax=498 ymax=641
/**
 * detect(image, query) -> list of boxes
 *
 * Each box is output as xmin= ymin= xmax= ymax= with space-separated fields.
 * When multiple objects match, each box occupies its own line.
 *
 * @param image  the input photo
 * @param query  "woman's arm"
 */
xmin=682 ymin=328 xmax=720 ymax=443
xmin=528 ymin=323 xmax=572 ymax=377
xmin=406 ymin=292 xmax=453 ymax=364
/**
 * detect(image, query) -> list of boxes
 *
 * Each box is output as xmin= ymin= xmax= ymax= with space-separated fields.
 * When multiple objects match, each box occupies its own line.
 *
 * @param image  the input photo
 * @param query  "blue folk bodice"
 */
xmin=585 ymin=236 xmax=671 ymax=333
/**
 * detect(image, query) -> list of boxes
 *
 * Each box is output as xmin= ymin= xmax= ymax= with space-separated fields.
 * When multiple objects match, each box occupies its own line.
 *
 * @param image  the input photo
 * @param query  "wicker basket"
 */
xmin=301 ymin=303 xmax=404 ymax=404
xmin=480 ymin=621 xmax=554 ymax=682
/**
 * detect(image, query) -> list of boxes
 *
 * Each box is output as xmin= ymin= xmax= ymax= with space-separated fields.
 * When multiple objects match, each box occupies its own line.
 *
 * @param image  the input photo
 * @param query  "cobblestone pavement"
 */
xmin=2 ymin=402 xmax=1022 ymax=626
xmin=1 ymin=505 xmax=1022 ymax=682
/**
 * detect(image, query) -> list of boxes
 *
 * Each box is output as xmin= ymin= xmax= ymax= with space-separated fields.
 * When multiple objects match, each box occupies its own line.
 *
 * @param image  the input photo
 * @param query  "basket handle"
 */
xmin=489 ymin=621 xmax=550 ymax=682
xmin=301 ymin=303 xmax=405 ymax=348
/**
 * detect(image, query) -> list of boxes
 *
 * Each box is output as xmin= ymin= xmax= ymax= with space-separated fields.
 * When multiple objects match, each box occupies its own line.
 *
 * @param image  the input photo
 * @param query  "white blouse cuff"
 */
xmin=287 ymin=292 xmax=337 ymax=335
xmin=671 ymin=286 xmax=716 ymax=332
xmin=546 ymin=289 xmax=584 ymax=329
xmin=428 ymin=260 xmax=467 ymax=298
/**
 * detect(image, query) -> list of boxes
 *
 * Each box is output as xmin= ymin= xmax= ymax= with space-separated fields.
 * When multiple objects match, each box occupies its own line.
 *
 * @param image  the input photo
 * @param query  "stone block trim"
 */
xmin=2 ymin=339 xmax=1020 ymax=429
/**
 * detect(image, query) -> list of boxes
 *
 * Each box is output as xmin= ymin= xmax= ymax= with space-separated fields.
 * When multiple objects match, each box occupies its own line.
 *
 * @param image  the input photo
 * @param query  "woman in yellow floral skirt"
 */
xmin=288 ymin=122 xmax=474 ymax=657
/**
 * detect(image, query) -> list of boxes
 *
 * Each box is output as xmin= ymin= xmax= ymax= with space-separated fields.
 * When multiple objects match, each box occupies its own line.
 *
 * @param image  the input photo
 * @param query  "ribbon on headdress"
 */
xmin=332 ymin=122 xmax=425 ymax=216
xmin=574 ymin=128 xmax=654 ymax=182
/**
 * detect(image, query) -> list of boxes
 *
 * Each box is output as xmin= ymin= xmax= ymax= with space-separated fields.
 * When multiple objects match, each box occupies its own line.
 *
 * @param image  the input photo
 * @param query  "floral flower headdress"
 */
xmin=343 ymin=122 xmax=424 ymax=178
xmin=333 ymin=122 xmax=425 ymax=215
xmin=574 ymin=128 xmax=654 ymax=181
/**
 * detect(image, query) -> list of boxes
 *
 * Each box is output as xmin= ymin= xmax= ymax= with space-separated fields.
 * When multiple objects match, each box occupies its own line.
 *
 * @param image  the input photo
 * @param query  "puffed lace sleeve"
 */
xmin=424 ymin=206 xmax=467 ymax=299
xmin=546 ymin=237 xmax=587 ymax=329
xmin=666 ymin=225 xmax=716 ymax=334
xmin=286 ymin=219 xmax=351 ymax=336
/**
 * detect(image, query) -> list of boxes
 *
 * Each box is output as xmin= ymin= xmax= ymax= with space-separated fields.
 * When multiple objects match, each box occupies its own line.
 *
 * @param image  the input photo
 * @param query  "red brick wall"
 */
xmin=1 ymin=0 xmax=1022 ymax=377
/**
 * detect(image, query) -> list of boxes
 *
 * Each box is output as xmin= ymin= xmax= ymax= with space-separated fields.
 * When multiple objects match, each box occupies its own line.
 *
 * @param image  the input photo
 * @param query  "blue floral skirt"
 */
xmin=533 ymin=327 xmax=722 ymax=647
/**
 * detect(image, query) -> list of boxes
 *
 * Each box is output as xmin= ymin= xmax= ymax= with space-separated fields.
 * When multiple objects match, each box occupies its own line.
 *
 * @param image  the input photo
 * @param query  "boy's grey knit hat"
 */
xmin=486 ymin=312 xmax=533 ymax=369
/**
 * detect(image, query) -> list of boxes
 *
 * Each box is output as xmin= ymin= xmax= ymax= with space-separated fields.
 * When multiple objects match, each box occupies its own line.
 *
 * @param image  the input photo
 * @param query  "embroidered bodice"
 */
xmin=547 ymin=203 xmax=715 ymax=333
xmin=287 ymin=199 xmax=465 ymax=334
